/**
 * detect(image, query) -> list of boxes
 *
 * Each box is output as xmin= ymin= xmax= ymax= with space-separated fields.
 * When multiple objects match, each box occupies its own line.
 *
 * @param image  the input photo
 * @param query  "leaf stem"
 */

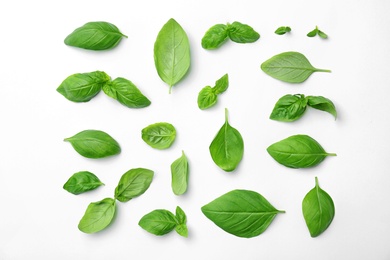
xmin=169 ymin=85 xmax=172 ymax=94
xmin=225 ymin=108 xmax=228 ymax=122
xmin=326 ymin=153 xmax=337 ymax=156
xmin=315 ymin=176 xmax=319 ymax=187
xmin=278 ymin=210 xmax=286 ymax=214
xmin=316 ymin=68 xmax=332 ymax=73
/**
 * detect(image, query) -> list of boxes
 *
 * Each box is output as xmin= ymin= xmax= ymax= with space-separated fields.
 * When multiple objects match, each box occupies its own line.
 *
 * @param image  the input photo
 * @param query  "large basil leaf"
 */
xmin=201 ymin=24 xmax=229 ymax=50
xmin=175 ymin=206 xmax=188 ymax=237
xmin=102 ymin=77 xmax=151 ymax=108
xmin=201 ymin=189 xmax=285 ymax=238
xmin=141 ymin=122 xmax=176 ymax=149
xmin=209 ymin=109 xmax=244 ymax=172
xmin=63 ymin=171 xmax=104 ymax=195
xmin=138 ymin=209 xmax=178 ymax=236
xmin=154 ymin=18 xmax=191 ymax=93
xmin=307 ymin=96 xmax=337 ymax=119
xmin=197 ymin=74 xmax=229 ymax=110
xmin=227 ymin=21 xmax=260 ymax=43
xmin=78 ymin=198 xmax=116 ymax=234
xmin=64 ymin=130 xmax=121 ymax=159
xmin=64 ymin=21 xmax=127 ymax=51
xmin=302 ymin=177 xmax=335 ymax=237
xmin=171 ymin=151 xmax=189 ymax=195
xmin=261 ymin=52 xmax=331 ymax=83
xmin=57 ymin=71 xmax=110 ymax=102
xmin=270 ymin=94 xmax=308 ymax=122
xmin=114 ymin=168 xmax=154 ymax=202
xmin=267 ymin=134 xmax=336 ymax=168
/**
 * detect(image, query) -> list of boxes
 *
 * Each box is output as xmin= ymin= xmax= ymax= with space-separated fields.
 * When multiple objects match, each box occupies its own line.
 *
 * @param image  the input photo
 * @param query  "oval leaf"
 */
xmin=57 ymin=71 xmax=110 ymax=102
xmin=201 ymin=24 xmax=229 ymax=50
xmin=209 ymin=108 xmax=244 ymax=172
xmin=78 ymin=198 xmax=116 ymax=234
xmin=63 ymin=171 xmax=104 ymax=195
xmin=114 ymin=168 xmax=154 ymax=202
xmin=213 ymin=73 xmax=229 ymax=95
xmin=307 ymin=96 xmax=337 ymax=119
xmin=141 ymin=122 xmax=176 ymax=149
xmin=274 ymin=26 xmax=291 ymax=35
xmin=64 ymin=130 xmax=121 ymax=159
xmin=139 ymin=209 xmax=177 ymax=236
xmin=261 ymin=51 xmax=331 ymax=83
xmin=154 ymin=18 xmax=191 ymax=93
xmin=64 ymin=21 xmax=127 ymax=50
xmin=197 ymin=86 xmax=217 ymax=110
xmin=267 ymin=134 xmax=336 ymax=168
xmin=102 ymin=77 xmax=151 ymax=108
xmin=270 ymin=94 xmax=307 ymax=122
xmin=171 ymin=151 xmax=189 ymax=195
xmin=302 ymin=177 xmax=335 ymax=237
xmin=201 ymin=189 xmax=285 ymax=238
xmin=227 ymin=21 xmax=260 ymax=43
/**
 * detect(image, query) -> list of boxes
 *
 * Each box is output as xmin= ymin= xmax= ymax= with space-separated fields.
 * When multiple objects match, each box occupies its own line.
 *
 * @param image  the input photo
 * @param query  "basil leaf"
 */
xmin=175 ymin=206 xmax=188 ymax=237
xmin=78 ymin=198 xmax=116 ymax=234
xmin=307 ymin=96 xmax=337 ymax=119
xmin=270 ymin=94 xmax=308 ymax=122
xmin=64 ymin=21 xmax=127 ymax=51
xmin=141 ymin=122 xmax=176 ymax=149
xmin=63 ymin=171 xmax=104 ymax=195
xmin=171 ymin=151 xmax=189 ymax=195
xmin=267 ymin=134 xmax=336 ymax=168
xmin=274 ymin=26 xmax=291 ymax=35
xmin=201 ymin=189 xmax=285 ymax=238
xmin=302 ymin=177 xmax=335 ymax=237
xmin=64 ymin=130 xmax=120 ymax=159
xmin=306 ymin=27 xmax=318 ymax=37
xmin=261 ymin=51 xmax=331 ymax=83
xmin=102 ymin=77 xmax=151 ymax=108
xmin=227 ymin=21 xmax=260 ymax=43
xmin=198 ymin=86 xmax=217 ymax=110
xmin=57 ymin=71 xmax=110 ymax=102
xmin=213 ymin=73 xmax=229 ymax=95
xmin=318 ymin=30 xmax=328 ymax=39
xmin=154 ymin=18 xmax=191 ymax=93
xmin=138 ymin=209 xmax=178 ymax=236
xmin=209 ymin=108 xmax=244 ymax=172
xmin=201 ymin=24 xmax=229 ymax=50
xmin=114 ymin=168 xmax=154 ymax=202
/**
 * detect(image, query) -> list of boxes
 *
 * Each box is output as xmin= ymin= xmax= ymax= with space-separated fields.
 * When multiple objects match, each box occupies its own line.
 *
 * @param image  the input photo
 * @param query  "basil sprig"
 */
xmin=198 ymin=74 xmax=229 ymax=110
xmin=274 ymin=26 xmax=291 ymax=35
xmin=307 ymin=26 xmax=328 ymax=39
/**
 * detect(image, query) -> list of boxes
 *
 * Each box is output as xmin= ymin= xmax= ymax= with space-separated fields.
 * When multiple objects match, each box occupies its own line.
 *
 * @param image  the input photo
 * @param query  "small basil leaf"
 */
xmin=64 ymin=21 xmax=127 ymax=51
xmin=201 ymin=189 xmax=285 ymax=238
xmin=274 ymin=26 xmax=291 ymax=35
xmin=270 ymin=94 xmax=307 ymax=122
xmin=227 ymin=21 xmax=260 ymax=43
xmin=261 ymin=51 xmax=331 ymax=83
xmin=307 ymin=27 xmax=318 ymax=37
xmin=78 ymin=198 xmax=116 ymax=234
xmin=64 ymin=130 xmax=120 ymax=159
xmin=141 ymin=122 xmax=176 ymax=149
xmin=139 ymin=209 xmax=178 ymax=236
xmin=175 ymin=206 xmax=188 ymax=237
xmin=57 ymin=71 xmax=110 ymax=102
xmin=175 ymin=224 xmax=188 ymax=238
xmin=302 ymin=177 xmax=335 ymax=237
xmin=201 ymin=24 xmax=229 ymax=50
xmin=307 ymin=96 xmax=337 ymax=119
xmin=114 ymin=168 xmax=154 ymax=202
xmin=267 ymin=134 xmax=336 ymax=168
xmin=63 ymin=171 xmax=104 ymax=195
xmin=318 ymin=30 xmax=328 ymax=39
xmin=209 ymin=108 xmax=244 ymax=172
xmin=213 ymin=73 xmax=229 ymax=95
xmin=154 ymin=18 xmax=191 ymax=93
xmin=102 ymin=77 xmax=151 ymax=108
xmin=171 ymin=151 xmax=189 ymax=195
xmin=197 ymin=86 xmax=218 ymax=110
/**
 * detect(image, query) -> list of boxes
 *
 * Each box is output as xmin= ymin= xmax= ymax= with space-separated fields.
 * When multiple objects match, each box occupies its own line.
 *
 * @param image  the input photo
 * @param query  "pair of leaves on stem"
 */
xmin=270 ymin=94 xmax=337 ymax=122
xmin=78 ymin=168 xmax=154 ymax=234
xmin=261 ymin=51 xmax=331 ymax=83
xmin=57 ymin=71 xmax=151 ymax=108
xmin=198 ymin=74 xmax=229 ymax=110
xmin=64 ymin=21 xmax=127 ymax=51
xmin=307 ymin=26 xmax=328 ymax=39
xmin=274 ymin=26 xmax=291 ymax=35
xmin=139 ymin=206 xmax=188 ymax=237
xmin=201 ymin=21 xmax=260 ymax=50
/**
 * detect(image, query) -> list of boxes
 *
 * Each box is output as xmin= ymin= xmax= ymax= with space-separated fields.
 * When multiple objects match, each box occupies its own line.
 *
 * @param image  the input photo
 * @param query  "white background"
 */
xmin=1 ymin=0 xmax=389 ymax=259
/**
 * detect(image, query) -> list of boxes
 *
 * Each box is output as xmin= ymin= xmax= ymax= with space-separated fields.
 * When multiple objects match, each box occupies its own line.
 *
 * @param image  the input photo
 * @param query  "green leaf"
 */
xmin=307 ymin=96 xmax=337 ymax=119
xmin=102 ymin=77 xmax=151 ymax=108
xmin=197 ymin=86 xmax=218 ymax=110
xmin=267 ymin=134 xmax=336 ymax=168
xmin=318 ymin=30 xmax=328 ymax=39
xmin=201 ymin=24 xmax=229 ymax=50
xmin=57 ymin=71 xmax=110 ymax=102
xmin=64 ymin=21 xmax=127 ymax=51
xmin=64 ymin=130 xmax=120 ymax=159
xmin=209 ymin=108 xmax=244 ymax=172
xmin=261 ymin=51 xmax=331 ymax=83
xmin=175 ymin=206 xmax=188 ymax=237
xmin=302 ymin=177 xmax=335 ymax=237
xmin=78 ymin=198 xmax=116 ymax=234
xmin=171 ymin=151 xmax=189 ymax=195
xmin=227 ymin=21 xmax=260 ymax=43
xmin=141 ymin=122 xmax=176 ymax=149
xmin=63 ymin=171 xmax=104 ymax=195
xmin=154 ymin=18 xmax=191 ymax=93
xmin=270 ymin=94 xmax=308 ymax=122
xmin=201 ymin=189 xmax=285 ymax=238
xmin=274 ymin=26 xmax=291 ymax=35
xmin=114 ymin=168 xmax=154 ymax=202
xmin=307 ymin=26 xmax=318 ymax=37
xmin=213 ymin=73 xmax=229 ymax=95
xmin=139 ymin=209 xmax=178 ymax=236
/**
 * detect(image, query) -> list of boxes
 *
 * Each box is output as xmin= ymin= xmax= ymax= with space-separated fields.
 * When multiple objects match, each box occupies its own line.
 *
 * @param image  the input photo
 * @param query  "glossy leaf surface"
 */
xmin=275 ymin=26 xmax=291 ymax=35
xmin=171 ymin=151 xmax=189 ymax=195
xmin=142 ymin=122 xmax=176 ymax=149
xmin=63 ymin=171 xmax=104 ymax=195
xmin=307 ymin=96 xmax=337 ymax=119
xmin=78 ymin=198 xmax=116 ymax=234
xmin=228 ymin=22 xmax=260 ymax=43
xmin=270 ymin=94 xmax=307 ymax=122
xmin=139 ymin=209 xmax=178 ymax=236
xmin=114 ymin=168 xmax=154 ymax=202
xmin=201 ymin=24 xmax=229 ymax=49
